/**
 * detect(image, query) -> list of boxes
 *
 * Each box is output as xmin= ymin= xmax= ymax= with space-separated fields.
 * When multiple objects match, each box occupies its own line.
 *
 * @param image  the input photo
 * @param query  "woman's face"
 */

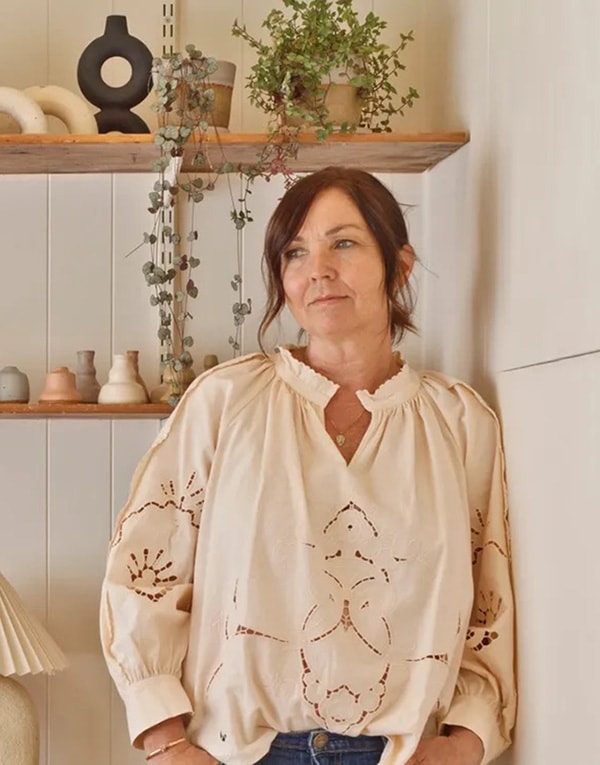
xmin=281 ymin=188 xmax=390 ymax=343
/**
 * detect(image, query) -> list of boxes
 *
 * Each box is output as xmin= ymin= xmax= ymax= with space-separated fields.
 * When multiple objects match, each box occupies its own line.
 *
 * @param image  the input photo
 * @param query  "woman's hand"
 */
xmin=406 ymin=727 xmax=484 ymax=765
xmin=147 ymin=740 xmax=219 ymax=764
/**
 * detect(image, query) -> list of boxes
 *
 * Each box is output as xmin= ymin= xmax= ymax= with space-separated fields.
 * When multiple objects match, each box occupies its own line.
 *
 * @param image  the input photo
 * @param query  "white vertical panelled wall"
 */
xmin=422 ymin=1 xmax=600 ymax=764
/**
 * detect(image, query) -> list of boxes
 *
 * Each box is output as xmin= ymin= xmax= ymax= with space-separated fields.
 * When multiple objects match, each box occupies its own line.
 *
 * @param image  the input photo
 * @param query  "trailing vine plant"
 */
xmin=128 ymin=45 xmax=253 ymax=404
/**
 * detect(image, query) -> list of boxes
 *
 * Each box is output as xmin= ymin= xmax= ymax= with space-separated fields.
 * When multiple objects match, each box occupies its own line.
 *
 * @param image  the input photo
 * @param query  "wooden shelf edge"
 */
xmin=0 ymin=131 xmax=470 ymax=146
xmin=0 ymin=403 xmax=173 ymax=419
xmin=0 ymin=131 xmax=470 ymax=175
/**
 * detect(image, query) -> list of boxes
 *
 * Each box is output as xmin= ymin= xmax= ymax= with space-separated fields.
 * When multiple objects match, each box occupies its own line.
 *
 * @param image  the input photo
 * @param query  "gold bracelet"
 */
xmin=145 ymin=737 xmax=187 ymax=760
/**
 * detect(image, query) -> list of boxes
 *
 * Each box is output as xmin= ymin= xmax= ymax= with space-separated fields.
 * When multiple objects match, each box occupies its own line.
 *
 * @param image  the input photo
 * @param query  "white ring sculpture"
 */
xmin=23 ymin=85 xmax=98 ymax=134
xmin=0 ymin=87 xmax=47 ymax=133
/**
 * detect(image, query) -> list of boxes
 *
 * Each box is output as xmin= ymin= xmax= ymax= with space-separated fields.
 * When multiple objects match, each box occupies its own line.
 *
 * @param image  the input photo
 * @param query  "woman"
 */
xmin=101 ymin=167 xmax=516 ymax=765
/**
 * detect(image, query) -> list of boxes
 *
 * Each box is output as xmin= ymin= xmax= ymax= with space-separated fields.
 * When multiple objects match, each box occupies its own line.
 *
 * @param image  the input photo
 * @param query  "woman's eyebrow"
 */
xmin=290 ymin=223 xmax=364 ymax=243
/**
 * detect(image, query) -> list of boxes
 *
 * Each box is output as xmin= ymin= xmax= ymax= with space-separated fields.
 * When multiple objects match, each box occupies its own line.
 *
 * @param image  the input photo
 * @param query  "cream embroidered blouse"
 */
xmin=100 ymin=348 xmax=516 ymax=765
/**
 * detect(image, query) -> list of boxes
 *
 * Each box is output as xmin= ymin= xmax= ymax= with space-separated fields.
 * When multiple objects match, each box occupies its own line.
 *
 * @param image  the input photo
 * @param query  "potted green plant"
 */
xmin=232 ymin=0 xmax=419 ymax=141
xmin=129 ymin=45 xmax=252 ymax=406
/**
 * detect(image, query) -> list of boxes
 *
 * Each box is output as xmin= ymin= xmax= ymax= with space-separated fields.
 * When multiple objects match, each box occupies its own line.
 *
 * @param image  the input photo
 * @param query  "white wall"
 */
xmin=420 ymin=1 xmax=600 ymax=763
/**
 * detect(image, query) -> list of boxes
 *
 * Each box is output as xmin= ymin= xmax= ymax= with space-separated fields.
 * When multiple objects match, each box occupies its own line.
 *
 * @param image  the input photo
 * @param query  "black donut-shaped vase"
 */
xmin=77 ymin=15 xmax=152 ymax=110
xmin=94 ymin=107 xmax=150 ymax=134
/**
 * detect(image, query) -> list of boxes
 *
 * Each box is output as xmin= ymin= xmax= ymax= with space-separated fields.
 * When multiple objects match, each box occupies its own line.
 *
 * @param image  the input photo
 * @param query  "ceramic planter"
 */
xmin=0 ymin=366 xmax=30 ymax=403
xmin=98 ymin=354 xmax=146 ymax=404
xmin=39 ymin=367 xmax=82 ymax=403
xmin=75 ymin=350 xmax=101 ymax=403
xmin=126 ymin=350 xmax=150 ymax=402
xmin=280 ymin=64 xmax=364 ymax=131
xmin=154 ymin=59 xmax=236 ymax=132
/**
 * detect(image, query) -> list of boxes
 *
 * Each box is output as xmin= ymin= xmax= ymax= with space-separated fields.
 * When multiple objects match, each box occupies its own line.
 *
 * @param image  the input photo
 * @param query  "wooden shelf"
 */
xmin=0 ymin=403 xmax=173 ymax=419
xmin=0 ymin=132 xmax=469 ymax=175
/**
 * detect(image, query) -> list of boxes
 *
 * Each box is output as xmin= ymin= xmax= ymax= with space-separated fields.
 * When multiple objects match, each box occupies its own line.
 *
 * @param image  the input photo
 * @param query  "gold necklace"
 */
xmin=325 ymin=407 xmax=368 ymax=447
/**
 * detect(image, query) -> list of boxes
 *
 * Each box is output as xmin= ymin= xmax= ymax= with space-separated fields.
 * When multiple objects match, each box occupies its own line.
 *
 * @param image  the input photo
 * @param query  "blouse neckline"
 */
xmin=273 ymin=345 xmax=422 ymax=411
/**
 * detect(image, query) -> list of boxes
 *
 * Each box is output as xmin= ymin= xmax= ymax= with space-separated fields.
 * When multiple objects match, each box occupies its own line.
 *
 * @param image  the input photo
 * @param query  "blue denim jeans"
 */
xmin=256 ymin=730 xmax=386 ymax=765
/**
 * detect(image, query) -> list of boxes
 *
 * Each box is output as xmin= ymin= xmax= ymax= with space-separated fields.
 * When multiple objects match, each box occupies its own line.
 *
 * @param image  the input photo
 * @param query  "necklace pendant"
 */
xmin=335 ymin=434 xmax=346 ymax=447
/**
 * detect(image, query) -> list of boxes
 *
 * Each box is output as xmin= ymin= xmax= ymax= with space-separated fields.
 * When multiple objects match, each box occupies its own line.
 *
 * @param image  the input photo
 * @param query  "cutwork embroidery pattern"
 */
xmin=112 ymin=472 xmax=204 ymax=547
xmin=112 ymin=472 xmax=205 ymax=602
xmin=302 ymin=501 xmax=446 ymax=731
xmin=469 ymin=508 xmax=507 ymax=652
xmin=127 ymin=548 xmax=178 ymax=601
xmin=471 ymin=508 xmax=508 ymax=566
xmin=206 ymin=501 xmax=449 ymax=732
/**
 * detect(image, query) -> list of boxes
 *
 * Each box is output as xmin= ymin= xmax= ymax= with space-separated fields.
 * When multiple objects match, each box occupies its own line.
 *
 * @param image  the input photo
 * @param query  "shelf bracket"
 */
xmin=161 ymin=1 xmax=179 ymax=57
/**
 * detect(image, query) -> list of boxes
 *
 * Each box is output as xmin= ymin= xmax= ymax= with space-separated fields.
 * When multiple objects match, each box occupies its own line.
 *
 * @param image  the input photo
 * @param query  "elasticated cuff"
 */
xmin=122 ymin=674 xmax=193 ymax=748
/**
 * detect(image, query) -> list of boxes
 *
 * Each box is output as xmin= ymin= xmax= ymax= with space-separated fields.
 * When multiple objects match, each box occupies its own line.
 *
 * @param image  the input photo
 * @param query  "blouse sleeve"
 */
xmin=440 ymin=383 xmax=517 ymax=763
xmin=100 ymin=385 xmax=217 ymax=747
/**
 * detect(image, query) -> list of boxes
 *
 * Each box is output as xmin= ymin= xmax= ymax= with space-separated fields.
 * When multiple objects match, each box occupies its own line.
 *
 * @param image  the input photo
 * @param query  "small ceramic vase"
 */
xmin=126 ymin=350 xmax=150 ymax=402
xmin=75 ymin=350 xmax=101 ymax=403
xmin=39 ymin=367 xmax=82 ymax=403
xmin=0 ymin=366 xmax=30 ymax=403
xmin=98 ymin=354 xmax=146 ymax=404
xmin=203 ymin=354 xmax=219 ymax=371
xmin=150 ymin=362 xmax=195 ymax=404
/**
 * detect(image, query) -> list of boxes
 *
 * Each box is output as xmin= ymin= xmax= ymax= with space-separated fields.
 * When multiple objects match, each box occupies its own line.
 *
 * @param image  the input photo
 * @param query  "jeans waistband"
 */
xmin=271 ymin=731 xmax=386 ymax=755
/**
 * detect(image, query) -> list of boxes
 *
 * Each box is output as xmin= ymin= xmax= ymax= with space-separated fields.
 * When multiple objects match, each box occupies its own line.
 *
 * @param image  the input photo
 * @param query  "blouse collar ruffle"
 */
xmin=273 ymin=345 xmax=422 ymax=411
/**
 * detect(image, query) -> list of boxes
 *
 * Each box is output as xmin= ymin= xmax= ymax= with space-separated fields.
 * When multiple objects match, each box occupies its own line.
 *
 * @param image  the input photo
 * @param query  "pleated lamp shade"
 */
xmin=0 ymin=571 xmax=67 ymax=676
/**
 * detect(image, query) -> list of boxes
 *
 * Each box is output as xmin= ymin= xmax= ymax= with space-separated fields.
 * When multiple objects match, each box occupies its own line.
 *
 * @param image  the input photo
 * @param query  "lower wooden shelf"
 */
xmin=0 ymin=403 xmax=173 ymax=419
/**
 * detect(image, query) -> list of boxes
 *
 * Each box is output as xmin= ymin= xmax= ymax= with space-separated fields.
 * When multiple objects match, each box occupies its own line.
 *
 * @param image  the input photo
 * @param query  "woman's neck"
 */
xmin=298 ymin=336 xmax=398 ymax=394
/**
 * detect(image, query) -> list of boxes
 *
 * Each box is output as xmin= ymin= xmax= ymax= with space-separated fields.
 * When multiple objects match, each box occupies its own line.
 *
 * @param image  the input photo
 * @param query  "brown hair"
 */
xmin=258 ymin=166 xmax=417 ymax=349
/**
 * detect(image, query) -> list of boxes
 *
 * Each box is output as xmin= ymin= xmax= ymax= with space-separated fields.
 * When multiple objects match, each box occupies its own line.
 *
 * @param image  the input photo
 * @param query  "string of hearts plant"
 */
xmin=128 ymin=45 xmax=252 ymax=405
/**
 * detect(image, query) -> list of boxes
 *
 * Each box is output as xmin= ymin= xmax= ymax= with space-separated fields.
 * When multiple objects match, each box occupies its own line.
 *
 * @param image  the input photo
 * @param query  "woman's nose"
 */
xmin=309 ymin=246 xmax=335 ymax=280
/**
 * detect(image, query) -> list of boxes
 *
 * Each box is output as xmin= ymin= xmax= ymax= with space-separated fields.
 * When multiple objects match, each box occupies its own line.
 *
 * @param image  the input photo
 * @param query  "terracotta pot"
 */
xmin=39 ymin=367 xmax=82 ymax=403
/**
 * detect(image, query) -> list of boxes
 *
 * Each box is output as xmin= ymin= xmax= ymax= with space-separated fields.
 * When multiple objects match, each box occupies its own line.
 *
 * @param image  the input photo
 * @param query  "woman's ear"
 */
xmin=397 ymin=244 xmax=416 ymax=285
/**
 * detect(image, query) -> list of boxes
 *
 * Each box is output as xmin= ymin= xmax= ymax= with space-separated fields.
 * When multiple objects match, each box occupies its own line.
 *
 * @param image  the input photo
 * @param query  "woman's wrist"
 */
xmin=141 ymin=716 xmax=187 ymax=757
xmin=445 ymin=725 xmax=484 ymax=763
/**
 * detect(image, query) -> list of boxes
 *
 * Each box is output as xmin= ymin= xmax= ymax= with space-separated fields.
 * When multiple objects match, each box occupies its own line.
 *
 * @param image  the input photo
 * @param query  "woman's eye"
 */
xmin=283 ymin=247 xmax=305 ymax=260
xmin=334 ymin=238 xmax=355 ymax=249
